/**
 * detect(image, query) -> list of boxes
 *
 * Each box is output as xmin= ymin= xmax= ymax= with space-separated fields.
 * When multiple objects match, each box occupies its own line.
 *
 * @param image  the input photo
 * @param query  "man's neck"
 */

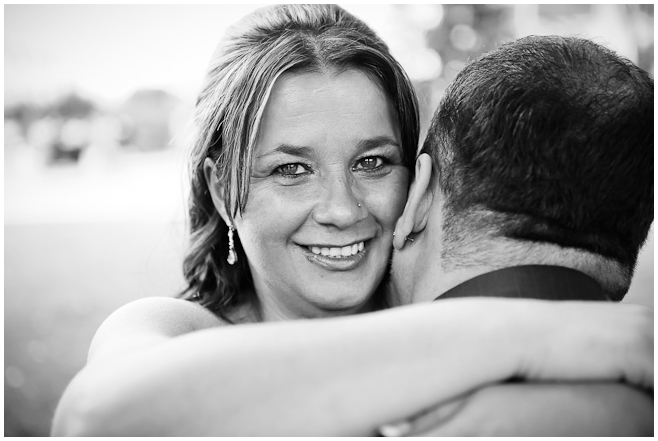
xmin=412 ymin=266 xmax=496 ymax=303
xmin=411 ymin=239 xmax=630 ymax=303
xmin=437 ymin=265 xmax=612 ymax=301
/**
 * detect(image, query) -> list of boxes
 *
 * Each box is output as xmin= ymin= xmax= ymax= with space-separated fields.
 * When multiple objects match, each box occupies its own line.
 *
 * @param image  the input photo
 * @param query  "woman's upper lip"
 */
xmin=297 ymin=238 xmax=371 ymax=248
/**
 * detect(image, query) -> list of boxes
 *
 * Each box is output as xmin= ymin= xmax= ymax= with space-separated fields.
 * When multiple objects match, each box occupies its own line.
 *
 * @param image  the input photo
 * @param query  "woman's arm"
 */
xmin=51 ymin=297 xmax=652 ymax=436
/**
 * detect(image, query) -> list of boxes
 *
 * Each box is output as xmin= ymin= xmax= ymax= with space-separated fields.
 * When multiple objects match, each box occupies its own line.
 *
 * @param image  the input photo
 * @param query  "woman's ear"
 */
xmin=393 ymin=154 xmax=433 ymax=250
xmin=203 ymin=157 xmax=230 ymax=224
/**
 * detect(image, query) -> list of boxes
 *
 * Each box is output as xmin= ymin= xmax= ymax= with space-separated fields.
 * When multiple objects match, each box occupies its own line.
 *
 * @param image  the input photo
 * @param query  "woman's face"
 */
xmin=235 ymin=69 xmax=409 ymax=320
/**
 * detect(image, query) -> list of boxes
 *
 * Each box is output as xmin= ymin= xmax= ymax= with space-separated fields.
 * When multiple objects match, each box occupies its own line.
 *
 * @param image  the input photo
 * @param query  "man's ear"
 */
xmin=393 ymin=153 xmax=433 ymax=250
xmin=203 ymin=157 xmax=230 ymax=224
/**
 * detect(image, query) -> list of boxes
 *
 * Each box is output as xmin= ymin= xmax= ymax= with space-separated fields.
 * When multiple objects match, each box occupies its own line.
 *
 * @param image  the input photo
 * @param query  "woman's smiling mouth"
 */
xmin=299 ymin=240 xmax=369 ymax=270
xmin=309 ymin=241 xmax=365 ymax=258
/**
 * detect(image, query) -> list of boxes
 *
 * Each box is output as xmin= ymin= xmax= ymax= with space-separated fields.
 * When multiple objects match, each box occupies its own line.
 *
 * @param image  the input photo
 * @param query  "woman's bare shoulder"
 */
xmin=88 ymin=297 xmax=227 ymax=364
xmin=112 ymin=296 xmax=226 ymax=332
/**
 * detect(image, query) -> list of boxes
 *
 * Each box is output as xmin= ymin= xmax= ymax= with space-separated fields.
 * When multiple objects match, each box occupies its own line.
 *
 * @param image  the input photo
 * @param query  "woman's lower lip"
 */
xmin=300 ymin=245 xmax=367 ymax=271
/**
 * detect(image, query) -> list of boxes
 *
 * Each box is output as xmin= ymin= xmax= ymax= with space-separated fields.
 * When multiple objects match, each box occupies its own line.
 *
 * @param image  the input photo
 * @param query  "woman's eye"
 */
xmin=275 ymin=163 xmax=308 ymax=176
xmin=354 ymin=156 xmax=384 ymax=171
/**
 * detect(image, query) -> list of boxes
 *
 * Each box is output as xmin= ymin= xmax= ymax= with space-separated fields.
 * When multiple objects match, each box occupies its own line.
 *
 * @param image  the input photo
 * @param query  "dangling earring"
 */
xmin=227 ymin=224 xmax=237 ymax=265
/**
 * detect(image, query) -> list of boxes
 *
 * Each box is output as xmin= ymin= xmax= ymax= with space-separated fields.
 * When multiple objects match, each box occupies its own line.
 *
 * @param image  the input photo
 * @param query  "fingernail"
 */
xmin=378 ymin=421 xmax=412 ymax=437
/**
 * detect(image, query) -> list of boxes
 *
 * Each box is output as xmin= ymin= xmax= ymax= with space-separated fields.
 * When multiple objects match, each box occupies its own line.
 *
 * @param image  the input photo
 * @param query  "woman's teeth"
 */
xmin=310 ymin=241 xmax=365 ymax=258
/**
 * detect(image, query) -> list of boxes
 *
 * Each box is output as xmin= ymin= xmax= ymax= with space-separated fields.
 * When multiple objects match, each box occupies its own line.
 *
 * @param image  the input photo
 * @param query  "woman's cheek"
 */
xmin=245 ymin=180 xmax=317 ymax=214
xmin=367 ymin=170 xmax=410 ymax=225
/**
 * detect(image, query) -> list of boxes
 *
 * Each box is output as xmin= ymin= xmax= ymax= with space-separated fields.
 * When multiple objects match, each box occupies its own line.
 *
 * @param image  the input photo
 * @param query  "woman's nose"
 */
xmin=312 ymin=174 xmax=367 ymax=228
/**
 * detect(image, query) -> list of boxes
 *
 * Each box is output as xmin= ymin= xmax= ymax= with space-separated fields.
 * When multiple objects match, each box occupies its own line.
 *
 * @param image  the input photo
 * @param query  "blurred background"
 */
xmin=4 ymin=4 xmax=654 ymax=436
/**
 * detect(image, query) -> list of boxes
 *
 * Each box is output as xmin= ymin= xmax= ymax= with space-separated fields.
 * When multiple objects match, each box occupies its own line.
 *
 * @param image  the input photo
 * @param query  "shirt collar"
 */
xmin=437 ymin=265 xmax=610 ymax=302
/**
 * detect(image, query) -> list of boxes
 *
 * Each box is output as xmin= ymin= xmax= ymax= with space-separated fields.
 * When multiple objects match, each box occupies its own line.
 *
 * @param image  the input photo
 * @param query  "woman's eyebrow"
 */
xmin=257 ymin=144 xmax=313 ymax=159
xmin=356 ymin=136 xmax=400 ymax=153
xmin=258 ymin=136 xmax=399 ymax=159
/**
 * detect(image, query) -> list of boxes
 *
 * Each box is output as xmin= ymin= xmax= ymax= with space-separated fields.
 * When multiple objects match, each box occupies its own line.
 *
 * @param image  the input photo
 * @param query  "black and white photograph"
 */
xmin=5 ymin=3 xmax=654 ymax=436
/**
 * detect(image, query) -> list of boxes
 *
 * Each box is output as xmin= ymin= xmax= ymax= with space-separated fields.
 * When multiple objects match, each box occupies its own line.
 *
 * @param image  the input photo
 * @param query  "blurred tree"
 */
xmin=54 ymin=93 xmax=95 ymax=119
xmin=426 ymin=4 xmax=514 ymax=83
xmin=630 ymin=4 xmax=654 ymax=73
xmin=119 ymin=89 xmax=181 ymax=151
xmin=4 ymin=102 xmax=42 ymax=137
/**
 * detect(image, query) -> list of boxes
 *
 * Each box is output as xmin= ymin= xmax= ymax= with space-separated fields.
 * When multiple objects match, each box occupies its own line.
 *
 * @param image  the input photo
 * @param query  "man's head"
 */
xmin=391 ymin=35 xmax=653 ymax=303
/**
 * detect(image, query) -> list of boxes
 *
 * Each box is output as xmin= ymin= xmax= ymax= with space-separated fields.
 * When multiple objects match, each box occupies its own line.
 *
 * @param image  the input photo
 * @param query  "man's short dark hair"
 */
xmin=423 ymin=35 xmax=653 ymax=271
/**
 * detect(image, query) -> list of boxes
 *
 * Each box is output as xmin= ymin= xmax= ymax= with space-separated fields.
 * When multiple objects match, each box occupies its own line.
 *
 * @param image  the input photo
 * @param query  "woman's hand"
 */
xmin=507 ymin=300 xmax=653 ymax=389
xmin=379 ymin=381 xmax=653 ymax=436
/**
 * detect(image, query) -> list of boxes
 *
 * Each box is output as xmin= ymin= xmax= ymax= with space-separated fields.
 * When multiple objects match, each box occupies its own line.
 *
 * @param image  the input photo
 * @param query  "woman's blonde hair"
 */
xmin=181 ymin=4 xmax=419 ymax=320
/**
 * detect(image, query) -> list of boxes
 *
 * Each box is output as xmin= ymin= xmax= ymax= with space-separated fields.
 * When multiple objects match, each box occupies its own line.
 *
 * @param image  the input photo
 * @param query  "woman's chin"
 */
xmin=306 ymin=290 xmax=378 ymax=317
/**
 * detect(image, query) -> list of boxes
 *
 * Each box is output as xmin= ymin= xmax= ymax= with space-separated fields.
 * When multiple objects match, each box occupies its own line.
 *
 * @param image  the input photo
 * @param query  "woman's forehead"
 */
xmin=254 ymin=69 xmax=400 ymax=156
